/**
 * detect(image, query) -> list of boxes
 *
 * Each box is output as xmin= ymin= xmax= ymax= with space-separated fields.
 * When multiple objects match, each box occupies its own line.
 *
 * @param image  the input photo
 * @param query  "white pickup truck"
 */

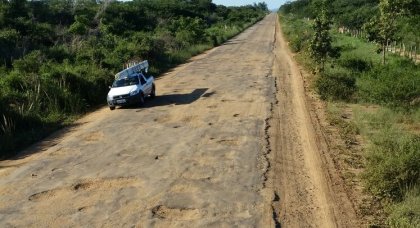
xmin=106 ymin=61 xmax=156 ymax=110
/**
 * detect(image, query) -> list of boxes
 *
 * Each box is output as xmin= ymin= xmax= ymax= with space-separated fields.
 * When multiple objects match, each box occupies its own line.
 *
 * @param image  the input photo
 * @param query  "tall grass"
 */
xmin=0 ymin=114 xmax=15 ymax=153
xmin=358 ymin=60 xmax=420 ymax=110
xmin=321 ymin=33 xmax=420 ymax=110
xmin=279 ymin=15 xmax=313 ymax=53
xmin=354 ymin=107 xmax=420 ymax=226
xmin=388 ymin=187 xmax=420 ymax=228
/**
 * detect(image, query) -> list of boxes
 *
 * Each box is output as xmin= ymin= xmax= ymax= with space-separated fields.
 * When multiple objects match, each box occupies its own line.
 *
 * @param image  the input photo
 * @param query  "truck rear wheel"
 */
xmin=150 ymin=85 xmax=156 ymax=99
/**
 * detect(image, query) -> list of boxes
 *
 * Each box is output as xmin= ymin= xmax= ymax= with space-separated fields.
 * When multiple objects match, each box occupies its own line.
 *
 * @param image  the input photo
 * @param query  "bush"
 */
xmin=353 ymin=107 xmax=420 ymax=226
xmin=279 ymin=15 xmax=312 ymax=52
xmin=316 ymin=70 xmax=356 ymax=101
xmin=289 ymin=35 xmax=309 ymax=52
xmin=388 ymin=187 xmax=420 ymax=228
xmin=339 ymin=57 xmax=372 ymax=72
xmin=358 ymin=60 xmax=420 ymax=109
xmin=363 ymin=128 xmax=420 ymax=201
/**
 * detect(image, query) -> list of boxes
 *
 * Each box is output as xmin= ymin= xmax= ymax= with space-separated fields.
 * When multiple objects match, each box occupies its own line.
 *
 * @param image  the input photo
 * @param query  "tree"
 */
xmin=0 ymin=28 xmax=20 ymax=67
xmin=309 ymin=0 xmax=334 ymax=72
xmin=375 ymin=0 xmax=416 ymax=64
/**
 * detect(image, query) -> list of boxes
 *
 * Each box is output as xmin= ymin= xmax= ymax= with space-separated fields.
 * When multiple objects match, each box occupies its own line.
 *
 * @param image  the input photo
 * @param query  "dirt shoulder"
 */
xmin=268 ymin=16 xmax=360 ymax=227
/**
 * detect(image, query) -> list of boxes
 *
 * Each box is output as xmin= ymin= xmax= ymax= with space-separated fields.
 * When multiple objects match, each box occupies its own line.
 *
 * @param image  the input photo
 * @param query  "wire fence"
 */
xmin=338 ymin=27 xmax=419 ymax=63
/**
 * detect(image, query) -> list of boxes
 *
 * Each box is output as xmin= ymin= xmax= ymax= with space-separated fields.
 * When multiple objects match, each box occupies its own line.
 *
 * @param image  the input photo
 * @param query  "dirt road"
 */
xmin=0 ymin=14 xmax=357 ymax=227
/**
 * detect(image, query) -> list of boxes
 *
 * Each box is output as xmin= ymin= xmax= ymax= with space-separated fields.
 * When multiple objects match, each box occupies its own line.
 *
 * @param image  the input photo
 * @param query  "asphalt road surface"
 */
xmin=0 ymin=14 xmax=358 ymax=227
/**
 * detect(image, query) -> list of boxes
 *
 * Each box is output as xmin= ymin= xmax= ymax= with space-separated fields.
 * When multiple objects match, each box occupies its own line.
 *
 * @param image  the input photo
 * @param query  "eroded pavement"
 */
xmin=1 ymin=14 xmax=360 ymax=228
xmin=0 ymin=14 xmax=277 ymax=228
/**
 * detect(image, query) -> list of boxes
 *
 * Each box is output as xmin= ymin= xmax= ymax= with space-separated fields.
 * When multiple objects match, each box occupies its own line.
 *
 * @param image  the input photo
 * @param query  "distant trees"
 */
xmin=280 ymin=0 xmax=419 ymax=65
xmin=363 ymin=0 xmax=418 ymax=64
xmin=377 ymin=0 xmax=417 ymax=64
xmin=333 ymin=0 xmax=379 ymax=29
xmin=279 ymin=0 xmax=314 ymax=18
xmin=280 ymin=0 xmax=379 ymax=28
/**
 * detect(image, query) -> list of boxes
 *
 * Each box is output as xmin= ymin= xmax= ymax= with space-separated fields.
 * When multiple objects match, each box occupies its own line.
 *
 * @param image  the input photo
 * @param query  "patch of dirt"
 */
xmin=267 ymin=15 xmax=360 ymax=227
xmin=29 ymin=177 xmax=140 ymax=202
xmin=151 ymin=205 xmax=202 ymax=220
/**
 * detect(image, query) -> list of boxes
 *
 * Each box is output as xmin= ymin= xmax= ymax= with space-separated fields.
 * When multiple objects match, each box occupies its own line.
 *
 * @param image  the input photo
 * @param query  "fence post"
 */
xmin=399 ymin=43 xmax=402 ymax=55
xmin=403 ymin=43 xmax=406 ymax=57
xmin=392 ymin=41 xmax=395 ymax=53
xmin=394 ymin=41 xmax=397 ymax=53
xmin=410 ymin=46 xmax=413 ymax=59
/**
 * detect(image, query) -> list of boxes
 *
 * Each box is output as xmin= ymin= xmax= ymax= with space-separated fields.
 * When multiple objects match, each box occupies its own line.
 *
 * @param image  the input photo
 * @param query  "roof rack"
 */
xmin=115 ymin=60 xmax=149 ymax=80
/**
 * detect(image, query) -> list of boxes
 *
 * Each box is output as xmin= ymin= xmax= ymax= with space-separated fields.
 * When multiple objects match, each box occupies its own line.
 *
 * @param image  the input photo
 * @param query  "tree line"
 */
xmin=280 ymin=0 xmax=419 ymax=64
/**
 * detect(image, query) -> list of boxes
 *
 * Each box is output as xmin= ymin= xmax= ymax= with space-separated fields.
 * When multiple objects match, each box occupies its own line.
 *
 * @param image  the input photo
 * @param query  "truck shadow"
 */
xmin=3 ymin=89 xmax=208 ymax=160
xmin=143 ymin=88 xmax=208 ymax=108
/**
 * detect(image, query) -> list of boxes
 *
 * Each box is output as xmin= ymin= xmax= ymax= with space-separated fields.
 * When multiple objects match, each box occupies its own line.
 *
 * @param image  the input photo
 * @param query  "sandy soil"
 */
xmin=0 ymin=14 xmax=358 ymax=227
xmin=267 ymin=16 xmax=360 ymax=227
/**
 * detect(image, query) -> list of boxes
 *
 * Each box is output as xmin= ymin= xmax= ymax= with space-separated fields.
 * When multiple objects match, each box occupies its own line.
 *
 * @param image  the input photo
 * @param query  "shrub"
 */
xmin=289 ymin=35 xmax=308 ymax=52
xmin=280 ymin=16 xmax=312 ymax=52
xmin=316 ymin=70 xmax=356 ymax=101
xmin=363 ymin=128 xmax=420 ymax=201
xmin=0 ymin=114 xmax=16 ymax=157
xmin=339 ymin=57 xmax=372 ymax=72
xmin=358 ymin=60 xmax=420 ymax=109
xmin=388 ymin=187 xmax=420 ymax=228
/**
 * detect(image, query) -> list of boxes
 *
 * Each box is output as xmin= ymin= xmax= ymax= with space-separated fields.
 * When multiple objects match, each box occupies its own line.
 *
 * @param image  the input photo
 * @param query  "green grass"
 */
xmin=319 ymin=33 xmax=420 ymax=110
xmin=354 ymin=106 xmax=420 ymax=226
xmin=333 ymin=34 xmax=381 ymax=64
xmin=388 ymin=187 xmax=420 ymax=228
xmin=279 ymin=15 xmax=313 ymax=53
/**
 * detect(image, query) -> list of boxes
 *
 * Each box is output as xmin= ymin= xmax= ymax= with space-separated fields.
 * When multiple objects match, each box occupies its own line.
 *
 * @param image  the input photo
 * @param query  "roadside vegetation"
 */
xmin=279 ymin=0 xmax=419 ymax=226
xmin=0 ymin=0 xmax=268 ymax=158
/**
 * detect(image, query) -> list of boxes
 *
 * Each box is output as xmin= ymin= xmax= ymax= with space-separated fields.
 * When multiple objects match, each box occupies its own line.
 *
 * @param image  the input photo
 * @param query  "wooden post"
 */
xmin=403 ymin=43 xmax=406 ymax=57
xmin=410 ymin=46 xmax=413 ymax=59
xmin=400 ymin=43 xmax=403 ymax=55
xmin=389 ymin=41 xmax=392 ymax=53
xmin=383 ymin=41 xmax=386 ymax=64
xmin=394 ymin=41 xmax=397 ymax=53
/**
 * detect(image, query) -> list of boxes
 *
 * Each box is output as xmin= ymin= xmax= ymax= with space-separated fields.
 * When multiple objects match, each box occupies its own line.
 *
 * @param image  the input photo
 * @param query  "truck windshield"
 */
xmin=112 ymin=77 xmax=139 ymax=88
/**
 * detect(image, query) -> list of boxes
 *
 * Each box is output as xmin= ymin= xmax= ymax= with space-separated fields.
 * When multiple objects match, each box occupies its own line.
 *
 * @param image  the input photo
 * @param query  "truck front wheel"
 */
xmin=139 ymin=93 xmax=145 ymax=106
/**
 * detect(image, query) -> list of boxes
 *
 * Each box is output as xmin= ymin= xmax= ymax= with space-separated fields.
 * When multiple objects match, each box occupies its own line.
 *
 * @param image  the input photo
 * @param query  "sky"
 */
xmin=212 ymin=0 xmax=287 ymax=11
